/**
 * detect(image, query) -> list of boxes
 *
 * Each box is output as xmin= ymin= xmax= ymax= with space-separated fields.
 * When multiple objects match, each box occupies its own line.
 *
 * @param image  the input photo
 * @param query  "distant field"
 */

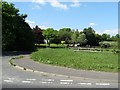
xmin=31 ymin=48 xmax=118 ymax=72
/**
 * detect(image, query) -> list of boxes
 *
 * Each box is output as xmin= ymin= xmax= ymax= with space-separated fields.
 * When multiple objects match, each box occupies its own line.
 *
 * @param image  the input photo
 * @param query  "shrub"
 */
xmin=100 ymin=43 xmax=110 ymax=48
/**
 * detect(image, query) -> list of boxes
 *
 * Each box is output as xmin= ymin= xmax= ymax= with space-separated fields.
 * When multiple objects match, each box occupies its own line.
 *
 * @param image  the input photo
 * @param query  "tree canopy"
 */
xmin=2 ymin=1 xmax=35 ymax=51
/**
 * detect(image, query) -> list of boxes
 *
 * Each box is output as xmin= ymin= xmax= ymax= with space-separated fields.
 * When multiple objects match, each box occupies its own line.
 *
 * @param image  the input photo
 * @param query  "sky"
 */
xmin=5 ymin=0 xmax=118 ymax=35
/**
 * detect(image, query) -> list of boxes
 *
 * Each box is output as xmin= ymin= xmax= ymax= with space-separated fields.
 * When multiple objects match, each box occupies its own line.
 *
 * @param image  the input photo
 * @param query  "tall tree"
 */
xmin=43 ymin=28 xmax=56 ymax=47
xmin=58 ymin=28 xmax=72 ymax=44
xmin=50 ymin=30 xmax=61 ymax=44
xmin=33 ymin=25 xmax=44 ymax=44
xmin=83 ymin=27 xmax=99 ymax=46
xmin=2 ymin=1 xmax=35 ymax=51
xmin=71 ymin=29 xmax=79 ymax=44
xmin=101 ymin=33 xmax=110 ymax=41
xmin=77 ymin=33 xmax=87 ymax=46
xmin=71 ymin=32 xmax=77 ymax=43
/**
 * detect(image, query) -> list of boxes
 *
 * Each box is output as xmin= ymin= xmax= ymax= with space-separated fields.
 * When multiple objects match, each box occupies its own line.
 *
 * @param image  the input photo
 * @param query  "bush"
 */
xmin=100 ymin=43 xmax=110 ymax=48
xmin=112 ymin=49 xmax=120 ymax=54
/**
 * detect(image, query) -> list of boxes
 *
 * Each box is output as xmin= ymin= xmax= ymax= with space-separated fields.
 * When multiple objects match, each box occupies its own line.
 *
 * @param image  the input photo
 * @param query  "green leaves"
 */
xmin=2 ymin=1 xmax=35 ymax=51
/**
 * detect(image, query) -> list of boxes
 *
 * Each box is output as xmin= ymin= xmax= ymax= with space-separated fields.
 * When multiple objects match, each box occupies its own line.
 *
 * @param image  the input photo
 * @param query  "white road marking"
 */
xmin=78 ymin=83 xmax=92 ymax=85
xmin=26 ymin=79 xmax=36 ymax=81
xmin=39 ymin=82 xmax=53 ymax=84
xmin=22 ymin=81 xmax=31 ymax=83
xmin=60 ymin=82 xmax=72 ymax=85
xmin=96 ymin=83 xmax=110 ymax=86
xmin=4 ymin=80 xmax=13 ymax=83
xmin=42 ymin=79 xmax=54 ymax=81
xmin=60 ymin=80 xmax=73 ymax=82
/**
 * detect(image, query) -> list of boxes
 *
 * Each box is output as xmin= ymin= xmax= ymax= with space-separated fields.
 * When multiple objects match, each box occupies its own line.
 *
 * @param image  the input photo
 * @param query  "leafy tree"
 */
xmin=77 ymin=33 xmax=87 ymax=46
xmin=95 ymin=34 xmax=102 ymax=43
xmin=71 ymin=29 xmax=80 ymax=43
xmin=2 ymin=1 xmax=35 ymax=51
xmin=101 ymin=33 xmax=110 ymax=41
xmin=50 ymin=30 xmax=61 ymax=44
xmin=75 ymin=29 xmax=79 ymax=37
xmin=71 ymin=32 xmax=77 ymax=43
xmin=33 ymin=25 xmax=44 ymax=44
xmin=83 ymin=27 xmax=99 ymax=46
xmin=58 ymin=28 xmax=72 ymax=44
xmin=43 ymin=28 xmax=56 ymax=47
xmin=110 ymin=34 xmax=120 ymax=41
xmin=115 ymin=34 xmax=120 ymax=38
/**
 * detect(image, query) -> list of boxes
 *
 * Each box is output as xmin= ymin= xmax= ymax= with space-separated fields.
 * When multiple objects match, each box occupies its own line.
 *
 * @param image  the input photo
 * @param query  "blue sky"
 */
xmin=10 ymin=1 xmax=118 ymax=35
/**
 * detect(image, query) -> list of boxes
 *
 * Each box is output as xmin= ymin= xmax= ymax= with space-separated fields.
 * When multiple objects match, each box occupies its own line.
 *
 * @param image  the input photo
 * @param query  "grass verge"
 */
xmin=31 ymin=48 xmax=118 ymax=72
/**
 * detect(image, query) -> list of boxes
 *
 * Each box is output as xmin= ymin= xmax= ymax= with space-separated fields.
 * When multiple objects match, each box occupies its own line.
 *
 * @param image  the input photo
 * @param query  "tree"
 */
xmin=77 ymin=33 xmax=87 ymax=46
xmin=95 ymin=34 xmax=102 ymax=43
xmin=43 ymin=28 xmax=56 ymax=47
xmin=2 ymin=1 xmax=35 ymax=51
xmin=71 ymin=29 xmax=79 ymax=44
xmin=71 ymin=32 xmax=77 ymax=43
xmin=50 ymin=30 xmax=61 ymax=44
xmin=83 ymin=27 xmax=99 ymax=46
xmin=110 ymin=34 xmax=120 ymax=41
xmin=33 ymin=25 xmax=44 ymax=44
xmin=101 ymin=33 xmax=110 ymax=41
xmin=58 ymin=28 xmax=72 ymax=44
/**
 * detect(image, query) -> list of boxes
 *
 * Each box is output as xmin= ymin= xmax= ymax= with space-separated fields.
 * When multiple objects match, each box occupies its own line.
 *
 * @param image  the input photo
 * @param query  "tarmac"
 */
xmin=11 ymin=55 xmax=118 ymax=82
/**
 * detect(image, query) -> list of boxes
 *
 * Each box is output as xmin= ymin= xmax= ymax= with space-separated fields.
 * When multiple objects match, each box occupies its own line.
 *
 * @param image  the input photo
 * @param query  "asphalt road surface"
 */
xmin=2 ymin=55 xmax=118 ymax=89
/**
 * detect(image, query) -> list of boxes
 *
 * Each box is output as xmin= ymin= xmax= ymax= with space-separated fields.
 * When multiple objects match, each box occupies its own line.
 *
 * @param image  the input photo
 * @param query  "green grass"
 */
xmin=31 ymin=48 xmax=118 ymax=72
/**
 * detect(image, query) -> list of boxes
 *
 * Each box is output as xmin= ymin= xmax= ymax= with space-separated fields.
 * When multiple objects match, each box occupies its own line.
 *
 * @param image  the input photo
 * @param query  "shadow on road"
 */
xmin=2 ymin=51 xmax=32 ymax=56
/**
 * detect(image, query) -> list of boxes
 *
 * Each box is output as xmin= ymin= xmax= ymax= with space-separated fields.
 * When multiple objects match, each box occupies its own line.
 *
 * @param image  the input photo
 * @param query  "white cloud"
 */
xmin=25 ymin=20 xmax=51 ymax=29
xmin=38 ymin=25 xmax=51 ymax=29
xmin=96 ymin=29 xmax=118 ymax=36
xmin=89 ymin=23 xmax=97 ymax=26
xmin=103 ymin=29 xmax=118 ymax=35
xmin=26 ymin=20 xmax=35 ymax=24
xmin=32 ymin=0 xmax=68 ymax=10
xmin=48 ymin=0 xmax=68 ymax=10
xmin=26 ymin=20 xmax=36 ymax=28
xmin=32 ymin=0 xmax=46 ymax=5
xmin=32 ymin=4 xmax=41 ymax=10
xmin=70 ymin=0 xmax=81 ymax=7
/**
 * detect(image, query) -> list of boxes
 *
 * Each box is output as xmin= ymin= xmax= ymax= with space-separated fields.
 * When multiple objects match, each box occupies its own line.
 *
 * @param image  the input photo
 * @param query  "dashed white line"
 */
xmin=4 ymin=80 xmax=13 ymax=83
xmin=22 ymin=81 xmax=31 ymax=83
xmin=78 ymin=83 xmax=92 ymax=85
xmin=39 ymin=82 xmax=53 ymax=84
xmin=60 ymin=82 xmax=72 ymax=85
xmin=96 ymin=83 xmax=110 ymax=86
xmin=60 ymin=80 xmax=73 ymax=82
xmin=42 ymin=79 xmax=54 ymax=81
xmin=26 ymin=79 xmax=36 ymax=81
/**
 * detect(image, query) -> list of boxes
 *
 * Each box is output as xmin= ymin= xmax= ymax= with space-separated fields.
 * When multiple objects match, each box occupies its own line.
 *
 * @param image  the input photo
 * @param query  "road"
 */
xmin=2 ymin=54 xmax=118 ymax=89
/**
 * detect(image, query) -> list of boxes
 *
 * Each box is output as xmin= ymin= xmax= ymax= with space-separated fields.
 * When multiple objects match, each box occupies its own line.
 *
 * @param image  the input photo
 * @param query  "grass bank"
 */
xmin=31 ymin=48 xmax=118 ymax=72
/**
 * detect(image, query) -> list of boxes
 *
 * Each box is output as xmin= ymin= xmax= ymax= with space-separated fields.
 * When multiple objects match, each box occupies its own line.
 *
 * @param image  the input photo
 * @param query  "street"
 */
xmin=2 ymin=55 xmax=118 ymax=88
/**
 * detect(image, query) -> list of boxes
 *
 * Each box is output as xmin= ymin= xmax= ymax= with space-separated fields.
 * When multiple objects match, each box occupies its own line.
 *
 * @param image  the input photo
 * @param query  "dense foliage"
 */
xmin=33 ymin=25 xmax=44 ymax=44
xmin=36 ymin=25 xmax=119 ymax=47
xmin=2 ymin=2 xmax=35 ymax=51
